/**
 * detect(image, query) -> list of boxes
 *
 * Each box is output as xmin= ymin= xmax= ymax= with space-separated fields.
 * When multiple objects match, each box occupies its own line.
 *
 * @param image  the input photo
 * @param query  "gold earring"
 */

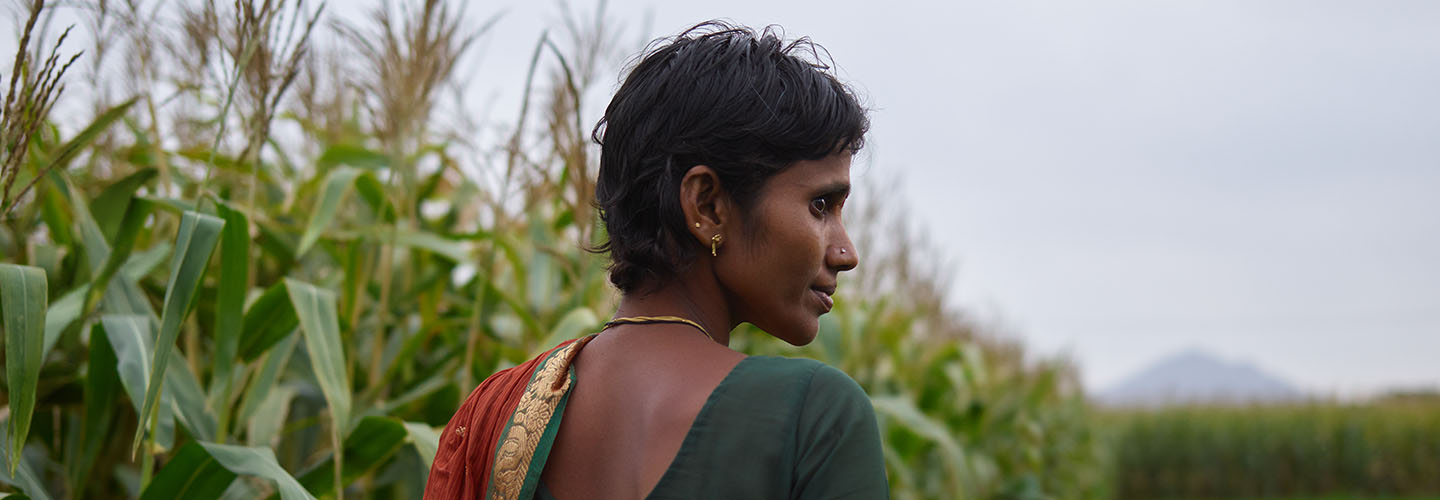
xmin=694 ymin=222 xmax=701 ymax=228
xmin=711 ymin=234 xmax=723 ymax=257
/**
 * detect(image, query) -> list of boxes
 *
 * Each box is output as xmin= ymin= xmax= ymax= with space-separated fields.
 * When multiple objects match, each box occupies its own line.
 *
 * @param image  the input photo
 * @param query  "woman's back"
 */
xmin=537 ymin=330 xmax=888 ymax=499
xmin=539 ymin=329 xmax=746 ymax=499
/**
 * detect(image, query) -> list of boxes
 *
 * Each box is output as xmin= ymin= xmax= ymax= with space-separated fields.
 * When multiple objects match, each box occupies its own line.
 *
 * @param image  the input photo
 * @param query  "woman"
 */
xmin=425 ymin=21 xmax=888 ymax=500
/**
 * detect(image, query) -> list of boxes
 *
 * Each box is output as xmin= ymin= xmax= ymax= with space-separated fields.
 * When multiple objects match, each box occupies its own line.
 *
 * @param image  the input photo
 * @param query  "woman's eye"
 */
xmin=810 ymin=198 xmax=828 ymax=215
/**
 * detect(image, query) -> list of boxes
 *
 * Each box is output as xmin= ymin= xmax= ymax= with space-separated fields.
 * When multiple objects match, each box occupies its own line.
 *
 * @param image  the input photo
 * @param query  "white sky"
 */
xmin=11 ymin=0 xmax=1438 ymax=397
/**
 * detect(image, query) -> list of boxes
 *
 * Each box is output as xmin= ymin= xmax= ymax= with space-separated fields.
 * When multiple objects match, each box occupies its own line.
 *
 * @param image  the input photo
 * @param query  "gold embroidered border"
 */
xmin=489 ymin=336 xmax=592 ymax=500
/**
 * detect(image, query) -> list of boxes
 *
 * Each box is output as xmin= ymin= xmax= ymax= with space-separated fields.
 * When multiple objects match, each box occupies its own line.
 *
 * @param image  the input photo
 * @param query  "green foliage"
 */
xmin=0 ymin=0 xmax=1102 ymax=498
xmin=132 ymin=211 xmax=224 ymax=454
xmin=1108 ymin=403 xmax=1440 ymax=499
xmin=1 ymin=264 xmax=47 ymax=476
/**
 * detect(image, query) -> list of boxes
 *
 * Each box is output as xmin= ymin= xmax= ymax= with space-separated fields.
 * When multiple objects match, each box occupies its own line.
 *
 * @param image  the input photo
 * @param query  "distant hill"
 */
xmin=1098 ymin=349 xmax=1305 ymax=406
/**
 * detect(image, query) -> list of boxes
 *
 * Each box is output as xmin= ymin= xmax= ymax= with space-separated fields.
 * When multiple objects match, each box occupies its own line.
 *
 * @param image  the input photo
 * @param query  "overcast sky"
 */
xmin=460 ymin=0 xmax=1439 ymax=396
xmin=12 ymin=0 xmax=1436 ymax=396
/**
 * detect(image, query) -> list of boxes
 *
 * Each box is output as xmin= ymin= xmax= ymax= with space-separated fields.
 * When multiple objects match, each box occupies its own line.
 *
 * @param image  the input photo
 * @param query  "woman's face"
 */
xmin=718 ymin=152 xmax=859 ymax=345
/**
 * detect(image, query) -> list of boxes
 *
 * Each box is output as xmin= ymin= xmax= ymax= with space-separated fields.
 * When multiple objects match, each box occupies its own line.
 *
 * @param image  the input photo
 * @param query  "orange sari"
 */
xmin=423 ymin=336 xmax=594 ymax=500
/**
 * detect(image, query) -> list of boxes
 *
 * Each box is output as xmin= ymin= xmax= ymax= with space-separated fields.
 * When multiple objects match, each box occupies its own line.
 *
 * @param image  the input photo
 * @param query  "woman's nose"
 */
xmin=829 ymin=232 xmax=859 ymax=272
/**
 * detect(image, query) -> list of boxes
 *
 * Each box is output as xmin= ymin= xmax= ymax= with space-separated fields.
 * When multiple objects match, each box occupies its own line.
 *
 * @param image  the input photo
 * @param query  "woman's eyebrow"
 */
xmin=812 ymin=181 xmax=851 ymax=197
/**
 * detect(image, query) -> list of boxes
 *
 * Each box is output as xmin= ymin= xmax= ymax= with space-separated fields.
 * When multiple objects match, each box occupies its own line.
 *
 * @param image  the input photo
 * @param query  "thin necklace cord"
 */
xmin=602 ymin=315 xmax=714 ymax=342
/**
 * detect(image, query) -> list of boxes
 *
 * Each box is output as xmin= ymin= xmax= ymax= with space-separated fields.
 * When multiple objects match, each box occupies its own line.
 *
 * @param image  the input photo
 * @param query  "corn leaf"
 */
xmin=145 ymin=442 xmax=315 ymax=500
xmin=68 ymin=321 xmax=120 ymax=497
xmin=138 ymin=196 xmax=197 ymax=215
xmin=0 ymin=264 xmax=47 ymax=477
xmin=284 ymin=277 xmax=349 ymax=496
xmin=289 ymin=416 xmax=408 ymax=498
xmin=28 ymin=245 xmax=62 ymax=282
xmin=296 ymin=166 xmax=363 ymax=257
xmin=199 ymin=444 xmax=314 ymax=500
xmin=139 ymin=441 xmax=236 ymax=500
xmin=131 ymin=211 xmax=225 ymax=454
xmin=525 ymin=213 xmax=559 ymax=314
xmin=82 ymin=198 xmax=154 ymax=325
xmin=105 ymin=315 xmax=175 ymax=450
xmin=245 ymin=385 xmax=297 ymax=448
xmin=238 ymin=333 xmax=298 ymax=427
xmin=38 ymin=183 xmax=73 ymax=246
xmin=211 ymin=202 xmax=250 ymax=434
xmin=0 ymin=450 xmax=52 ymax=500
xmin=541 ymin=306 xmax=598 ymax=348
xmin=239 ymin=282 xmax=300 ymax=361
xmin=403 ymin=421 xmax=441 ymax=469
xmin=42 ymin=244 xmax=170 ymax=359
xmin=41 ymin=285 xmax=84 ymax=359
xmin=90 ymin=167 xmax=157 ymax=243
xmin=39 ymin=97 xmax=139 ymax=173
xmin=872 ymin=395 xmax=968 ymax=494
xmin=285 ymin=279 xmax=350 ymax=433
xmin=353 ymin=172 xmax=393 ymax=222
xmin=121 ymin=244 xmax=170 ymax=281
xmin=48 ymin=171 xmax=157 ymax=320
xmin=316 ymin=144 xmax=389 ymax=170
xmin=165 ymin=344 xmax=218 ymax=441
xmin=392 ymin=230 xmax=469 ymax=263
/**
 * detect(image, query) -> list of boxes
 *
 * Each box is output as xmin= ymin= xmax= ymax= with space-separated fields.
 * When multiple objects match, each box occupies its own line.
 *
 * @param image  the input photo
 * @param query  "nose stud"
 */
xmin=839 ymin=248 xmax=847 ymax=254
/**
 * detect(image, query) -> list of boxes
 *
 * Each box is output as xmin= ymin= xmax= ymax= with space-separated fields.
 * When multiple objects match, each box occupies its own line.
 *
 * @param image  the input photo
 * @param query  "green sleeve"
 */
xmin=792 ymin=364 xmax=890 ymax=499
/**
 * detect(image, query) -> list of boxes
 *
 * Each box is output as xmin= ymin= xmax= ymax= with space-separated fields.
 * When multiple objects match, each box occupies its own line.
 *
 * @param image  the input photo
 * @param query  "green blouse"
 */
xmin=535 ymin=356 xmax=890 ymax=499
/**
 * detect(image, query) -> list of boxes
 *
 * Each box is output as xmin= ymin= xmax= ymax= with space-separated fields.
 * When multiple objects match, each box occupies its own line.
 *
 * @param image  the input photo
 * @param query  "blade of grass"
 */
xmin=0 ymin=264 xmax=47 ymax=477
xmin=131 ymin=211 xmax=225 ymax=456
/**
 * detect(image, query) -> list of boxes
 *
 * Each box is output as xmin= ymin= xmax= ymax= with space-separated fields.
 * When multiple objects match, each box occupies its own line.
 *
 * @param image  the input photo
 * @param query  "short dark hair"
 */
xmin=592 ymin=21 xmax=869 ymax=294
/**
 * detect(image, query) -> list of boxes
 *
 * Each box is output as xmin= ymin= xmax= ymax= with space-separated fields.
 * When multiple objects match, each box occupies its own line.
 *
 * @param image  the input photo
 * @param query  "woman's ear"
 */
xmin=679 ymin=165 xmax=730 ymax=244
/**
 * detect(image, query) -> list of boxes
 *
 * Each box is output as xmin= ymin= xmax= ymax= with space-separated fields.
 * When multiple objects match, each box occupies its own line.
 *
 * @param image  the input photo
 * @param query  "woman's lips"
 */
xmin=812 ymin=288 xmax=834 ymax=312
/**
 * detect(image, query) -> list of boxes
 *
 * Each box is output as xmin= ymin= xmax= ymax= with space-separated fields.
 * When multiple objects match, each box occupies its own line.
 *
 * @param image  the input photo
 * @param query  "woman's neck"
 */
xmin=612 ymin=265 xmax=737 ymax=346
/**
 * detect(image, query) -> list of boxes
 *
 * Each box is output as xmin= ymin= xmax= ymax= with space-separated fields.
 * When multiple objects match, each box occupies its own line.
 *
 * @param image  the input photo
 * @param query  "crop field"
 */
xmin=1104 ymin=401 xmax=1440 ymax=500
xmin=0 ymin=1 xmax=1102 ymax=499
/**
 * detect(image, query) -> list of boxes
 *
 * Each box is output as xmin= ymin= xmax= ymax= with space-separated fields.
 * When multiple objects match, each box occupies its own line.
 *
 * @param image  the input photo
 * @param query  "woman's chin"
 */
xmin=764 ymin=319 xmax=820 ymax=346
